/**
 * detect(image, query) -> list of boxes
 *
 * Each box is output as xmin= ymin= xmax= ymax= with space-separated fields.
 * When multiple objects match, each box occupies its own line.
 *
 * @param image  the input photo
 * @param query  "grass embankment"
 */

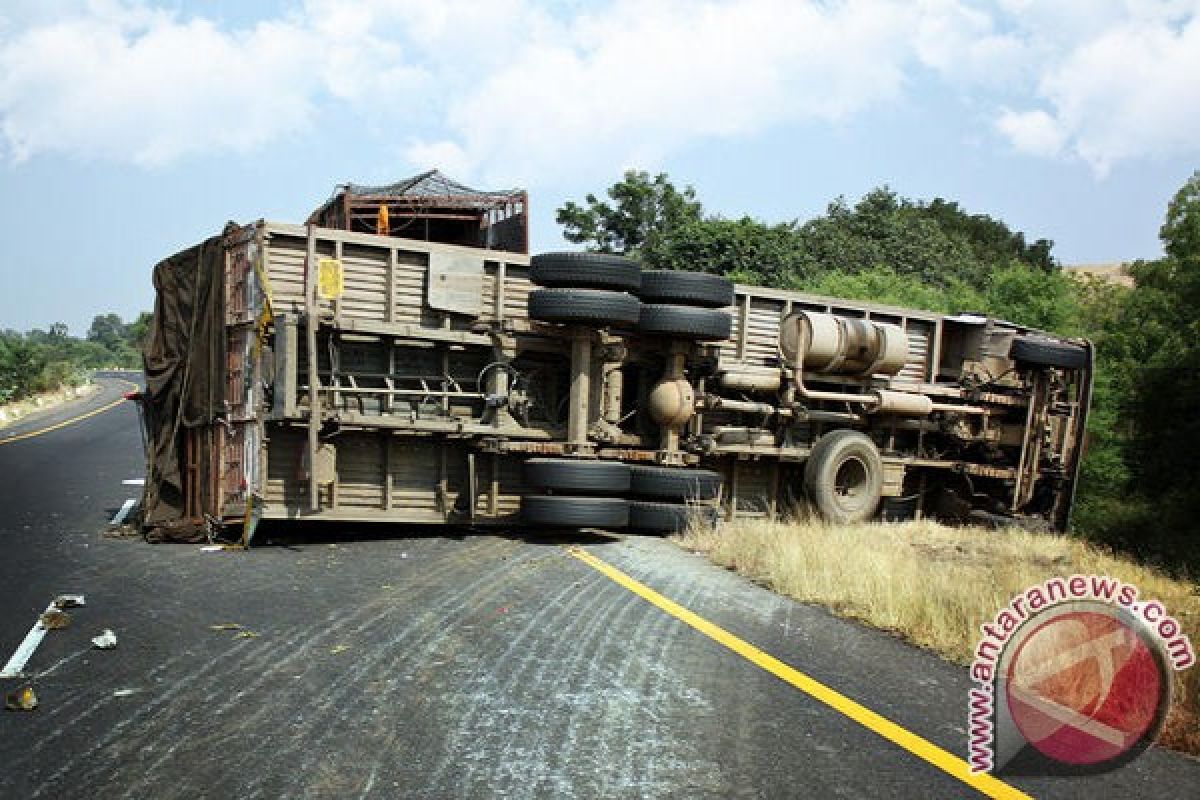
xmin=675 ymin=517 xmax=1199 ymax=757
xmin=0 ymin=381 xmax=97 ymax=430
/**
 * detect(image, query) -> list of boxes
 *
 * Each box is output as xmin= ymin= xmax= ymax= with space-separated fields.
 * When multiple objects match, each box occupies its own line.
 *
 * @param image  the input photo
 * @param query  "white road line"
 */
xmin=121 ymin=479 xmax=144 ymax=486
xmin=111 ymin=498 xmax=137 ymax=525
xmin=1 ymin=602 xmax=57 ymax=679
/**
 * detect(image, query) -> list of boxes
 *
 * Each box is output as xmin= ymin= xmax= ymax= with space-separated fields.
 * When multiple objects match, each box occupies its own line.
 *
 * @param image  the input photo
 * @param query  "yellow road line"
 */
xmin=0 ymin=380 xmax=139 ymax=446
xmin=566 ymin=546 xmax=1032 ymax=800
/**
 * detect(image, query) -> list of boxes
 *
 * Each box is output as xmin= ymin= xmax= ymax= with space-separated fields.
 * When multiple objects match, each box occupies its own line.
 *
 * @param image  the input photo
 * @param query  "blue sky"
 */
xmin=1 ymin=0 xmax=1198 ymax=335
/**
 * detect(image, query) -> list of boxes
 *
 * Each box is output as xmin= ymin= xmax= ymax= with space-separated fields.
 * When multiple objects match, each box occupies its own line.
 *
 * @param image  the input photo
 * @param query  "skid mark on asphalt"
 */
xmin=568 ymin=546 xmax=1031 ymax=800
xmin=434 ymin=550 xmax=721 ymax=799
xmin=459 ymin=569 xmax=634 ymax=796
xmin=111 ymin=538 xmax=534 ymax=800
xmin=419 ymin=559 xmax=599 ymax=793
xmin=119 ymin=540 xmax=515 ymax=800
xmin=274 ymin=545 xmax=556 ymax=797
xmin=25 ymin=639 xmax=264 ymax=799
xmin=21 ymin=540 xmax=504 ymax=800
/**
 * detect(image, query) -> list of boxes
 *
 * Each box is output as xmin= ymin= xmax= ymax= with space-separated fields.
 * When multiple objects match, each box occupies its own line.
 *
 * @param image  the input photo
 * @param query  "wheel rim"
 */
xmin=833 ymin=455 xmax=869 ymax=512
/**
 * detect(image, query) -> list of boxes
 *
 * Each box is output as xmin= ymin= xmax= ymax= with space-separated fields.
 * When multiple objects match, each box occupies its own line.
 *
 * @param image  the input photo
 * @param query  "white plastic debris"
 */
xmin=91 ymin=629 xmax=118 ymax=650
xmin=112 ymin=689 xmax=138 ymax=698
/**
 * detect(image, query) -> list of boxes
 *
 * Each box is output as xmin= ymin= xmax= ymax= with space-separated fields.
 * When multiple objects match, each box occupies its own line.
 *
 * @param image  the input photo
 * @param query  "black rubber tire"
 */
xmin=1009 ymin=335 xmax=1086 ymax=370
xmin=638 ymin=271 xmax=734 ymax=308
xmin=637 ymin=304 xmax=732 ymax=341
xmin=523 ymin=458 xmax=630 ymax=494
xmin=629 ymin=465 xmax=723 ymax=501
xmin=528 ymin=288 xmax=640 ymax=326
xmin=520 ymin=495 xmax=629 ymax=528
xmin=803 ymin=430 xmax=884 ymax=524
xmin=628 ymin=501 xmax=718 ymax=534
xmin=530 ymin=252 xmax=641 ymax=292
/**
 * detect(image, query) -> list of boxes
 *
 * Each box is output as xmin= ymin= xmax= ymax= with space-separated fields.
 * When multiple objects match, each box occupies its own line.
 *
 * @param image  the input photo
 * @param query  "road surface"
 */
xmin=0 ymin=375 xmax=1195 ymax=799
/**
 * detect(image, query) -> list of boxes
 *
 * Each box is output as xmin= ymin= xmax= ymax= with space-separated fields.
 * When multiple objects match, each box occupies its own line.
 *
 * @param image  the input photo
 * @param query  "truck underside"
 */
xmin=139 ymin=219 xmax=1092 ymax=543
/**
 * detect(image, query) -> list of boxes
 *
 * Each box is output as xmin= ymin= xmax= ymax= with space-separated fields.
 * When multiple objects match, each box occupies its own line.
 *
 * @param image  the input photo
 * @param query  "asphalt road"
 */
xmin=0 ymin=376 xmax=1196 ymax=799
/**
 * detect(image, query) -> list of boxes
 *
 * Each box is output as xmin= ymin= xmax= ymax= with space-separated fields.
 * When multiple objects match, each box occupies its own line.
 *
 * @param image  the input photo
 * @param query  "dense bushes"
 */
xmin=0 ymin=312 xmax=148 ymax=403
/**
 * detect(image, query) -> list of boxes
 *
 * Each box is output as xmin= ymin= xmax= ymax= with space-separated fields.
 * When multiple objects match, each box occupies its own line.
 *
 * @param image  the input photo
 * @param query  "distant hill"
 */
xmin=1064 ymin=262 xmax=1134 ymax=287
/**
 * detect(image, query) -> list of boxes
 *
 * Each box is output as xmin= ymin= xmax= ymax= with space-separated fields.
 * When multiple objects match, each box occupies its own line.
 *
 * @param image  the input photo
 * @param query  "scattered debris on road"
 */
xmin=103 ymin=523 xmax=140 ymax=538
xmin=4 ymin=686 xmax=38 ymax=712
xmin=38 ymin=609 xmax=71 ymax=630
xmin=2 ymin=594 xmax=86 ymax=679
xmin=91 ymin=629 xmax=118 ymax=650
xmin=329 ymin=645 xmax=350 ymax=655
xmin=112 ymin=689 xmax=139 ymax=698
xmin=210 ymin=622 xmax=260 ymax=639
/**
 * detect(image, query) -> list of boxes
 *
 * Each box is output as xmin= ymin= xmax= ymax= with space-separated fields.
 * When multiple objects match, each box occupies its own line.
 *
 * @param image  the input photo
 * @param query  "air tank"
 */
xmin=778 ymin=311 xmax=909 ymax=377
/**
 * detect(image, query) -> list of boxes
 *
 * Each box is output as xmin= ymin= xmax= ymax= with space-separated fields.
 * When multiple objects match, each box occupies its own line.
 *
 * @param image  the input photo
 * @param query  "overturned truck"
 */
xmin=139 ymin=182 xmax=1092 ymax=543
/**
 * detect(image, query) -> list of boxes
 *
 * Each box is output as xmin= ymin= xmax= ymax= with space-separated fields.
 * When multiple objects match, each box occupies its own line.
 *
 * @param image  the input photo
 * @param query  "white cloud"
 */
xmin=1015 ymin=11 xmax=1200 ymax=175
xmin=407 ymin=0 xmax=922 ymax=184
xmin=0 ymin=4 xmax=318 ymax=165
xmin=995 ymin=109 xmax=1065 ymax=157
xmin=987 ymin=1 xmax=1200 ymax=174
xmin=1 ymin=0 xmax=1199 ymax=178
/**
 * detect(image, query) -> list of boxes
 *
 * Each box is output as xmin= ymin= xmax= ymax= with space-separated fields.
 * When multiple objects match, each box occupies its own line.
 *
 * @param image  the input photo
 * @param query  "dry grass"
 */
xmin=0 ymin=382 xmax=97 ymax=430
xmin=675 ymin=516 xmax=1200 ymax=757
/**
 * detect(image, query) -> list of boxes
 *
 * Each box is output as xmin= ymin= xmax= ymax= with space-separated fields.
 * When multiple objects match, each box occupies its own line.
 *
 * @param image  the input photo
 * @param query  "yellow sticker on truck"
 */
xmin=318 ymin=258 xmax=344 ymax=300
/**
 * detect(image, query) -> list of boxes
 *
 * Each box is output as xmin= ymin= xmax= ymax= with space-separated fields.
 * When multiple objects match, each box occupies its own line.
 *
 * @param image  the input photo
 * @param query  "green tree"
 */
xmin=984 ymin=264 xmax=1080 ymax=333
xmin=87 ymin=313 xmax=126 ymax=352
xmin=125 ymin=312 xmax=153 ymax=349
xmin=918 ymin=197 xmax=1056 ymax=272
xmin=647 ymin=215 xmax=807 ymax=285
xmin=806 ymin=266 xmax=984 ymax=313
xmin=556 ymin=170 xmax=703 ymax=255
xmin=1126 ymin=172 xmax=1200 ymax=512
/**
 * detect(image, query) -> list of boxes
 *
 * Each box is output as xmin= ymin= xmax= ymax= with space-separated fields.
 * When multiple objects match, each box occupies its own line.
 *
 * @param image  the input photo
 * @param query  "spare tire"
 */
xmin=803 ymin=430 xmax=883 ymax=524
xmin=528 ymin=288 xmax=640 ymax=326
xmin=520 ymin=495 xmax=629 ymax=528
xmin=530 ymin=252 xmax=641 ymax=292
xmin=629 ymin=501 xmax=719 ymax=534
xmin=638 ymin=271 xmax=734 ymax=308
xmin=629 ymin=465 xmax=723 ymax=500
xmin=638 ymin=304 xmax=732 ymax=341
xmin=523 ymin=458 xmax=630 ymax=494
xmin=1010 ymin=335 xmax=1087 ymax=370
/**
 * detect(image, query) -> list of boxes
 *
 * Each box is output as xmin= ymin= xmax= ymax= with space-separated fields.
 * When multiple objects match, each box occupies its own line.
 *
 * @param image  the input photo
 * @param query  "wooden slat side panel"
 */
xmin=264 ymin=235 xmax=309 ymax=315
xmin=898 ymin=320 xmax=933 ymax=385
xmin=744 ymin=297 xmax=786 ymax=365
xmin=389 ymin=440 xmax=440 ymax=513
xmin=337 ymin=435 xmax=386 ymax=508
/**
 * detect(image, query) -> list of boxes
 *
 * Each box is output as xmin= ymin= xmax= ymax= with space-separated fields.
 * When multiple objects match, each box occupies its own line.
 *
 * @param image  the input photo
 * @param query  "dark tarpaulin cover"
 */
xmin=140 ymin=230 xmax=228 ymax=541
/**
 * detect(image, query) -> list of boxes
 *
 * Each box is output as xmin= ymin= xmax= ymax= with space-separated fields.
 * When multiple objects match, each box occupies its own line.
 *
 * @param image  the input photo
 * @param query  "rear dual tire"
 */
xmin=528 ymin=288 xmax=640 ymax=327
xmin=523 ymin=458 xmax=630 ymax=494
xmin=628 ymin=501 xmax=718 ymax=534
xmin=638 ymin=270 xmax=733 ymax=308
xmin=530 ymin=252 xmax=641 ymax=292
xmin=520 ymin=495 xmax=629 ymax=528
xmin=629 ymin=465 xmax=722 ymax=501
xmin=637 ymin=304 xmax=731 ymax=341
